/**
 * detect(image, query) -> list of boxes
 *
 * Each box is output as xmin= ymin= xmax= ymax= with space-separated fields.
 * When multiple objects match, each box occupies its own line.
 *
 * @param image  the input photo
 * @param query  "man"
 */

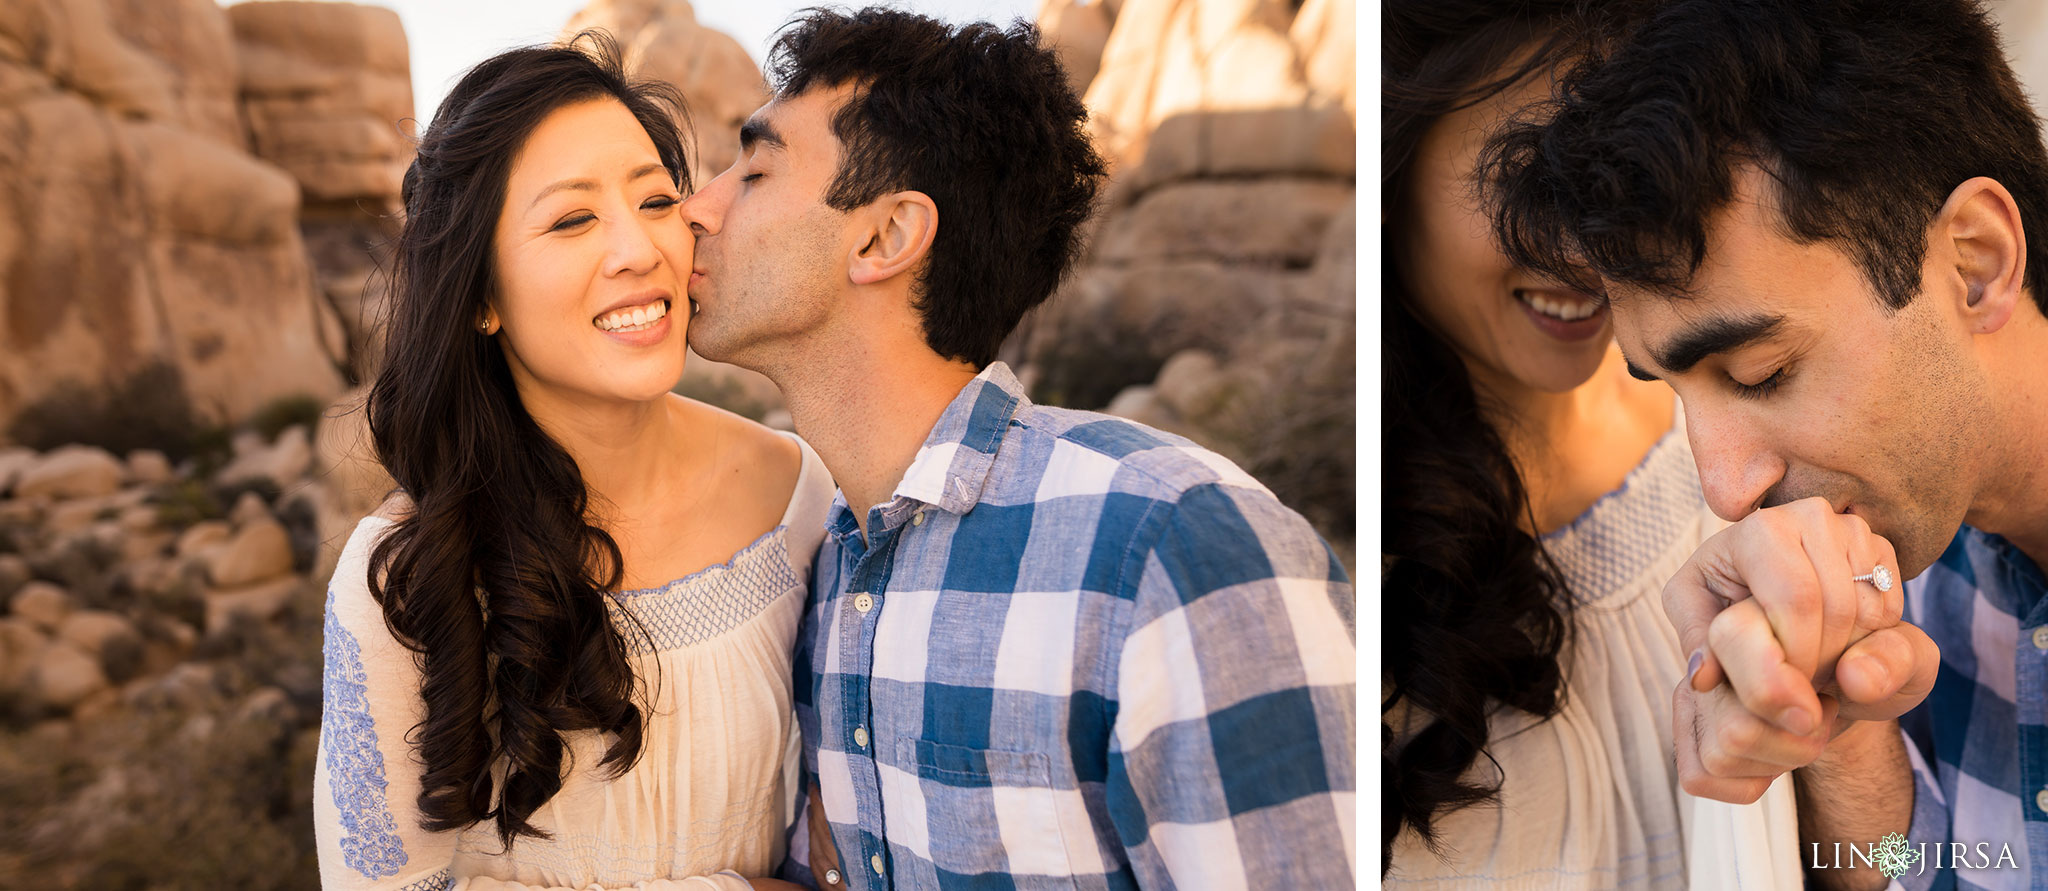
xmin=675 ymin=8 xmax=1356 ymax=889
xmin=1485 ymin=0 xmax=2048 ymax=888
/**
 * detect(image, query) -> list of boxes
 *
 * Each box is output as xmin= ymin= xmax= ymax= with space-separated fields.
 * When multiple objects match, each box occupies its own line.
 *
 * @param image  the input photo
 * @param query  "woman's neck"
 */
xmin=513 ymin=381 xmax=692 ymax=523
xmin=1472 ymin=346 xmax=1676 ymax=536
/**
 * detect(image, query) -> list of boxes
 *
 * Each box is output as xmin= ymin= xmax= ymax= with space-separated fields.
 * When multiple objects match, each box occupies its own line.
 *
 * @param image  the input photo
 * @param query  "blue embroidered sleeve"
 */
xmin=322 ymin=587 xmax=411 ymax=879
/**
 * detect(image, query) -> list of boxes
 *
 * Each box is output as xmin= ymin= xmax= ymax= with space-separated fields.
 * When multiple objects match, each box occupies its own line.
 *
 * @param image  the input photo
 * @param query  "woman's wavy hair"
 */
xmin=1380 ymin=0 xmax=1603 ymax=872
xmin=365 ymin=31 xmax=690 ymax=849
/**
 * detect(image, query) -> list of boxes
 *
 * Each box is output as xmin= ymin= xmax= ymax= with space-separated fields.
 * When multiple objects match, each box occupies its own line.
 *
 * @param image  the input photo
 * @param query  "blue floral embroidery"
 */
xmin=322 ymin=588 xmax=409 ymax=878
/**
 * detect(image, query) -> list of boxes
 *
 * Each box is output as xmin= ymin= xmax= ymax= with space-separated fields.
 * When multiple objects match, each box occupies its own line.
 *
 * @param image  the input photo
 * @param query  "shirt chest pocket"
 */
xmin=885 ymin=738 xmax=1083 ymax=889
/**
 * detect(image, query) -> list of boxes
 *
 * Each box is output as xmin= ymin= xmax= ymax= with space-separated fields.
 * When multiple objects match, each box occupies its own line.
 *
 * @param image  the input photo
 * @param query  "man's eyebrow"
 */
xmin=527 ymin=163 xmax=669 ymax=210
xmin=1651 ymin=312 xmax=1787 ymax=375
xmin=739 ymin=118 xmax=785 ymax=153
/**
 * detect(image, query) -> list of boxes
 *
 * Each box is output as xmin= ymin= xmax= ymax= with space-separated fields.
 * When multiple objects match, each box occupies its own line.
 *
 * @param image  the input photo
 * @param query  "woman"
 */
xmin=313 ymin=36 xmax=824 ymax=890
xmin=1381 ymin=2 xmax=1802 ymax=886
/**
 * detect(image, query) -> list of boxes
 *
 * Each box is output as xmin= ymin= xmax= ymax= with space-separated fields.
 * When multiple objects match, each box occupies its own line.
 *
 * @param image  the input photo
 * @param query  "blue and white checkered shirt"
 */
xmin=784 ymin=362 xmax=1356 ymax=890
xmin=1896 ymin=525 xmax=2048 ymax=889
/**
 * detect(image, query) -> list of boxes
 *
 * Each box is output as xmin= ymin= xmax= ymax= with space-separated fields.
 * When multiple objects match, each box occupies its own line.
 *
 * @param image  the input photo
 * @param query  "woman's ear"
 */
xmin=1937 ymin=176 xmax=2027 ymax=334
xmin=848 ymin=190 xmax=937 ymax=286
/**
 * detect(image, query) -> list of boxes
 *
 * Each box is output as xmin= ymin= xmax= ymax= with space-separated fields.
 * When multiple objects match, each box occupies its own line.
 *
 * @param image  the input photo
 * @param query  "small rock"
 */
xmin=237 ymin=685 xmax=298 ymax=726
xmin=205 ymin=576 xmax=302 ymax=634
xmin=0 ymin=554 xmax=30 ymax=599
xmin=216 ymin=425 xmax=314 ymax=491
xmin=136 ymin=614 xmax=198 ymax=677
xmin=0 ymin=448 xmax=37 ymax=496
xmin=29 ymin=640 xmax=109 ymax=711
xmin=229 ymin=491 xmax=273 ymax=528
xmin=206 ymin=518 xmax=294 ymax=587
xmin=45 ymin=498 xmax=108 ymax=538
xmin=125 ymin=450 xmax=174 ymax=486
xmin=120 ymin=530 xmax=175 ymax=563
xmin=126 ymin=660 xmax=223 ymax=713
xmin=0 ymin=497 xmax=43 ymax=527
xmin=0 ymin=616 xmax=49 ymax=696
xmin=1153 ymin=349 xmax=1232 ymax=423
xmin=10 ymin=581 xmax=75 ymax=631
xmin=71 ymin=685 xmax=125 ymax=723
xmin=175 ymin=520 xmax=232 ymax=558
xmin=57 ymin=610 xmax=143 ymax=683
xmin=117 ymin=504 xmax=159 ymax=533
xmin=14 ymin=446 xmax=124 ymax=500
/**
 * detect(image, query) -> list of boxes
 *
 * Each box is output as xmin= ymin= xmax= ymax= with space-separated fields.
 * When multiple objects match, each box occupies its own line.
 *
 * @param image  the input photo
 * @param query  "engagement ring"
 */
xmin=1852 ymin=564 xmax=1895 ymax=593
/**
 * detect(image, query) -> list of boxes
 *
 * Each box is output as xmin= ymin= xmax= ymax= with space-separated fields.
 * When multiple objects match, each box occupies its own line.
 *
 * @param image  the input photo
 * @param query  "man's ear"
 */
xmin=1938 ymin=176 xmax=2028 ymax=334
xmin=849 ymin=190 xmax=937 ymax=286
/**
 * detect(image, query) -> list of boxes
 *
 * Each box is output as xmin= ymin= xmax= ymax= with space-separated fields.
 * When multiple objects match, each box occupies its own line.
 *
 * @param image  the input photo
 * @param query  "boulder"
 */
xmin=10 ymin=581 xmax=75 ymax=631
xmin=1038 ymin=0 xmax=1114 ymax=96
xmin=28 ymin=639 xmax=108 ymax=711
xmin=0 ymin=0 xmax=346 ymax=435
xmin=1093 ymin=179 xmax=1353 ymax=266
xmin=205 ymin=517 xmax=294 ymax=587
xmin=204 ymin=576 xmax=302 ymax=635
xmin=1152 ymin=349 xmax=1232 ymax=423
xmin=227 ymin=1 xmax=413 ymax=204
xmin=125 ymin=450 xmax=174 ymax=486
xmin=0 ymin=448 xmax=37 ymax=495
xmin=56 ymin=609 xmax=143 ymax=683
xmin=216 ymin=425 xmax=314 ymax=491
xmin=0 ymin=554 xmax=30 ymax=600
xmin=229 ymin=491 xmax=275 ymax=529
xmin=176 ymin=520 xmax=233 ymax=559
xmin=14 ymin=446 xmax=124 ymax=500
xmin=0 ymin=616 xmax=49 ymax=698
xmin=561 ymin=0 xmax=770 ymax=185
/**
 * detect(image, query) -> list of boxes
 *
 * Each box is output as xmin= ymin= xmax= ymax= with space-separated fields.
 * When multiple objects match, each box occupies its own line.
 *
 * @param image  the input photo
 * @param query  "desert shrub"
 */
xmin=7 ymin=362 xmax=200 ymax=460
xmin=247 ymin=394 xmax=326 ymax=442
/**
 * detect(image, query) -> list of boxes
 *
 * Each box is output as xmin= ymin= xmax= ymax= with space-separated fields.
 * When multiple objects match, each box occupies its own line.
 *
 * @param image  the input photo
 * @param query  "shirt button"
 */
xmin=823 ymin=868 xmax=841 ymax=885
xmin=853 ymin=726 xmax=869 ymax=748
xmin=912 ymin=510 xmax=926 ymax=526
xmin=2038 ymin=789 xmax=2048 ymax=814
xmin=2032 ymin=627 xmax=2048 ymax=650
xmin=853 ymin=593 xmax=875 ymax=613
xmin=871 ymin=854 xmax=885 ymax=876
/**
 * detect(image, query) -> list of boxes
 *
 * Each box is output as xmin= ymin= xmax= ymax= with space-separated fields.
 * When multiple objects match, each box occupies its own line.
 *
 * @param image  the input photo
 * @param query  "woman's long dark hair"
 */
xmin=365 ymin=32 xmax=691 ymax=849
xmin=1380 ymin=0 xmax=1598 ymax=872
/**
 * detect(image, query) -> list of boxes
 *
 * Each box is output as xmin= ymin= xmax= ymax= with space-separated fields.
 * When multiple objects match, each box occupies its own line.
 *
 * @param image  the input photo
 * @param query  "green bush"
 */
xmin=7 ymin=362 xmax=200 ymax=460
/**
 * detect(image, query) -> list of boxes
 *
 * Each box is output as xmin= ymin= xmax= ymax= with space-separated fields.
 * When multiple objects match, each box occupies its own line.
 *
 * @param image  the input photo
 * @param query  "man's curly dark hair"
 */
xmin=1483 ymin=0 xmax=2048 ymax=316
xmin=767 ymin=6 xmax=1107 ymax=368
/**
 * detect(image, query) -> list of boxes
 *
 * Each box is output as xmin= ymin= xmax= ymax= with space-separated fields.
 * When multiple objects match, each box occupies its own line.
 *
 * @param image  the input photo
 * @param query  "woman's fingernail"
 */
xmin=1688 ymin=649 xmax=1703 ymax=680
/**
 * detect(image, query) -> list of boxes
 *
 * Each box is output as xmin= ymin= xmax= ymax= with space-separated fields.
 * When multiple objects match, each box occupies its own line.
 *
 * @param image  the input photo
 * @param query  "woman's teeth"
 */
xmin=1518 ymin=290 xmax=1599 ymax=322
xmin=595 ymin=300 xmax=668 ymax=332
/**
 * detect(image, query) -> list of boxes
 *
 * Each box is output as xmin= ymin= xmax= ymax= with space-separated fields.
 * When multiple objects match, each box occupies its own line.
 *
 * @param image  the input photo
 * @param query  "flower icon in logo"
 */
xmin=1875 ymin=832 xmax=1923 ymax=879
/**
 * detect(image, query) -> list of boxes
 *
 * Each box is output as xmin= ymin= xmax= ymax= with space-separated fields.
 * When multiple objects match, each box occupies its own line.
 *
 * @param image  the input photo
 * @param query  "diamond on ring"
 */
xmin=1852 ymin=564 xmax=1895 ymax=593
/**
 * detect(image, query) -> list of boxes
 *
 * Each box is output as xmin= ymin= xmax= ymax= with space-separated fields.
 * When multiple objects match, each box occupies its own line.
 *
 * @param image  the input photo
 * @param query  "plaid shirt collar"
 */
xmin=826 ymin=361 xmax=1025 ymax=543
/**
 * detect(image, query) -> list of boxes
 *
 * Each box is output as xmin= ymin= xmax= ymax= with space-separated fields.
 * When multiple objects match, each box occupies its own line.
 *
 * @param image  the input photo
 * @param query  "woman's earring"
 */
xmin=478 ymin=317 xmax=497 ymax=335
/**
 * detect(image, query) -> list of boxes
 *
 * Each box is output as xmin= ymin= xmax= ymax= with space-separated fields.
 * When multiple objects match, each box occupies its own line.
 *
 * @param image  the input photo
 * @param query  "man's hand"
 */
xmin=1661 ymin=497 xmax=1940 ymax=801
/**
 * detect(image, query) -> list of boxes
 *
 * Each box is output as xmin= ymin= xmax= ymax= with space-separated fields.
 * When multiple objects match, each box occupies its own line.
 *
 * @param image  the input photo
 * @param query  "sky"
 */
xmin=221 ymin=0 xmax=1040 ymax=128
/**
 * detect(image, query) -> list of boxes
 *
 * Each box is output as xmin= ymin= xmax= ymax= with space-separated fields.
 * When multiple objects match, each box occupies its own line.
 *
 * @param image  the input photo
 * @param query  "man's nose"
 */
xmin=1686 ymin=403 xmax=1785 ymax=521
xmin=681 ymin=171 xmax=730 ymax=237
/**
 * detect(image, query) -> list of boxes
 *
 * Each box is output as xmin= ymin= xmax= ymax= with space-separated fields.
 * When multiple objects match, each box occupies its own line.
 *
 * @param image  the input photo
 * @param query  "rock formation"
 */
xmin=562 ymin=0 xmax=771 ymax=186
xmin=1018 ymin=0 xmax=1356 ymax=547
xmin=0 ymin=0 xmax=349 ymax=443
